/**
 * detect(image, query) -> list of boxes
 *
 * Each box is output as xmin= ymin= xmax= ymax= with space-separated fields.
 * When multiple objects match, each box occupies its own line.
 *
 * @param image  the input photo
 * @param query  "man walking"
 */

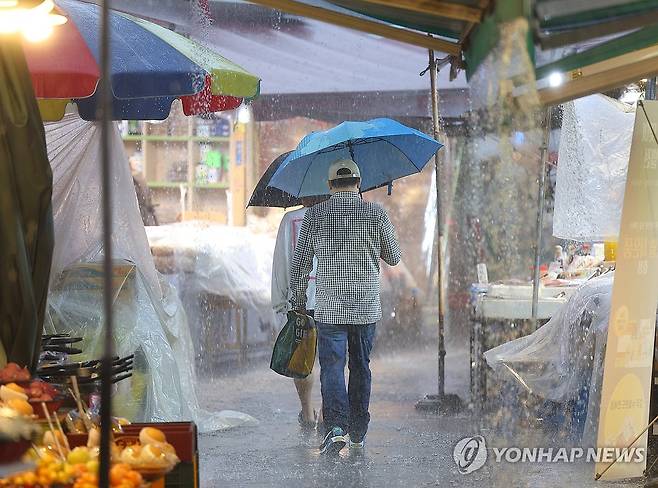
xmin=290 ymin=158 xmax=401 ymax=454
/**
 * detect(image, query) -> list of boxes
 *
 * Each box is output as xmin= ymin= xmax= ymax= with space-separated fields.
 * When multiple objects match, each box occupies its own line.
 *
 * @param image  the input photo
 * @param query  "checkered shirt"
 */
xmin=290 ymin=191 xmax=401 ymax=325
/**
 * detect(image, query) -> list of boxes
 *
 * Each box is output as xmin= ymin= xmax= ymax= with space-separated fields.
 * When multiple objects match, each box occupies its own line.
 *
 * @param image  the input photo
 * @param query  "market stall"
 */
xmin=485 ymin=273 xmax=616 ymax=446
xmin=43 ymin=113 xmax=256 ymax=430
xmin=478 ymin=94 xmax=638 ymax=439
xmin=0 ymin=113 xmax=264 ymax=485
xmin=466 ymin=93 xmax=636 ymax=413
xmin=0 ymin=1 xmax=263 ymax=484
xmin=146 ymin=222 xmax=278 ymax=367
xmin=470 ymin=283 xmax=572 ymax=410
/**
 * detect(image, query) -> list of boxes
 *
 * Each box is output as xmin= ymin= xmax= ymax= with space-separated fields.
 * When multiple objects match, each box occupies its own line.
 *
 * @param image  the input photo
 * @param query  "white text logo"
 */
xmin=453 ymin=436 xmax=487 ymax=474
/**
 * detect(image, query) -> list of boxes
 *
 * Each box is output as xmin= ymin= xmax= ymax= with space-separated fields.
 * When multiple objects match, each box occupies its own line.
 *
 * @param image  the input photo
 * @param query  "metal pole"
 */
xmin=429 ymin=48 xmax=446 ymax=397
xmin=647 ymin=78 xmax=657 ymax=101
xmin=531 ymin=108 xmax=551 ymax=328
xmin=99 ymin=1 xmax=113 ymax=487
xmin=416 ymin=47 xmax=461 ymax=414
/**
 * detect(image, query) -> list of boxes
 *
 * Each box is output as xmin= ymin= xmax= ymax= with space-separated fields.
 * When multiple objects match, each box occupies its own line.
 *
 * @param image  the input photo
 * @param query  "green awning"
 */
xmin=248 ymin=0 xmax=658 ymax=103
xmin=0 ymin=36 xmax=54 ymax=371
xmin=536 ymin=25 xmax=658 ymax=80
xmin=326 ymin=0 xmax=473 ymax=40
xmin=537 ymin=0 xmax=658 ymax=31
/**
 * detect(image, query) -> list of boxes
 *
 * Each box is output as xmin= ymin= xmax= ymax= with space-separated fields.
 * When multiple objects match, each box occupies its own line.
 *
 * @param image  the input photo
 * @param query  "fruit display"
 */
xmin=4 ymin=398 xmax=33 ymax=417
xmin=26 ymin=380 xmax=58 ymax=402
xmin=0 ymin=363 xmax=30 ymax=384
xmin=0 ymin=364 xmax=63 ymax=421
xmin=0 ymin=404 xmax=38 ymax=464
xmin=0 ymin=448 xmax=143 ymax=488
xmin=42 ymin=430 xmax=68 ymax=452
xmin=0 ymin=384 xmax=28 ymax=402
xmin=0 ymin=381 xmax=60 ymax=419
xmin=120 ymin=427 xmax=179 ymax=469
xmin=0 ymin=424 xmax=179 ymax=487
xmin=0 ymin=353 xmax=180 ymax=486
xmin=73 ymin=463 xmax=142 ymax=488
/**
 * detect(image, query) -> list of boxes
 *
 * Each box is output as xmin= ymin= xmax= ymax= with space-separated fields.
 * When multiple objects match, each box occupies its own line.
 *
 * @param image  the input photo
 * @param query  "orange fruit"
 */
xmin=6 ymin=398 xmax=33 ymax=416
xmin=5 ymin=383 xmax=25 ymax=394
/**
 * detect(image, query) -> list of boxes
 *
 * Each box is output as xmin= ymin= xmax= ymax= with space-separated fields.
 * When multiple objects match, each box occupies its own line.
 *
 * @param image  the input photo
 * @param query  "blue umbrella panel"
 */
xmin=268 ymin=118 xmax=442 ymax=198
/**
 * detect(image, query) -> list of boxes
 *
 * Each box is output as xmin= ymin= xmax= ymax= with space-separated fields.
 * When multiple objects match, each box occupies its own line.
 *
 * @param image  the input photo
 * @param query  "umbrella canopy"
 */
xmin=0 ymin=36 xmax=54 ymax=371
xmin=268 ymin=118 xmax=442 ymax=198
xmin=248 ymin=151 xmax=329 ymax=208
xmin=25 ymin=0 xmax=260 ymax=121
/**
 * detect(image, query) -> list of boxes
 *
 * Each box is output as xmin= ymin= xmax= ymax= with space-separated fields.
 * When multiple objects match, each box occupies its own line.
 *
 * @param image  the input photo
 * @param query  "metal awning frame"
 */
xmin=246 ymin=0 xmax=658 ymax=106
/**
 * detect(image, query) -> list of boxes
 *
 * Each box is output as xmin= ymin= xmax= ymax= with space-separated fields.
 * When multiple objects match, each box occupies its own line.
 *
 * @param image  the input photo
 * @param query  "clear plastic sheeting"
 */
xmin=146 ymin=222 xmax=275 ymax=316
xmin=145 ymin=222 xmax=277 ymax=345
xmin=484 ymin=274 xmax=614 ymax=445
xmin=554 ymin=95 xmax=634 ymax=241
xmin=43 ymin=114 xmax=257 ymax=432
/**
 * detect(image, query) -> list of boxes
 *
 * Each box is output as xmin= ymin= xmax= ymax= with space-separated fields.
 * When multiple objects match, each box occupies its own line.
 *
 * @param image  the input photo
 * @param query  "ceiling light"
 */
xmin=0 ymin=0 xmax=66 ymax=42
xmin=238 ymin=105 xmax=251 ymax=124
xmin=548 ymin=72 xmax=564 ymax=88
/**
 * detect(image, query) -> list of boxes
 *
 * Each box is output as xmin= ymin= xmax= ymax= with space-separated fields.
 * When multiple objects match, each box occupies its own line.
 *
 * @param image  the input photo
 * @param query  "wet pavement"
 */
xmin=196 ymin=340 xmax=643 ymax=487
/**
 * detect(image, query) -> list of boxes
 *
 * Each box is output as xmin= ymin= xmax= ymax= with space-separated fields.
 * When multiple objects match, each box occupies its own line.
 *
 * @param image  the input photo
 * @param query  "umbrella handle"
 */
xmin=387 ymin=182 xmax=393 ymax=196
xmin=348 ymin=140 xmax=355 ymax=160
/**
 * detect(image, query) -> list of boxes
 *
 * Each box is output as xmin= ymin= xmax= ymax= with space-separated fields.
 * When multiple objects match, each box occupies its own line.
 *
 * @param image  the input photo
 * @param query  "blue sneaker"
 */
xmin=319 ymin=427 xmax=346 ymax=455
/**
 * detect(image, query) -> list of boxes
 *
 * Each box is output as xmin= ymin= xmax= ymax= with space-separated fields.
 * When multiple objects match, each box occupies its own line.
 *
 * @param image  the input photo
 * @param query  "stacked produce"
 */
xmin=0 ymin=339 xmax=179 ymax=487
xmin=119 ymin=427 xmax=180 ymax=472
xmin=0 ymin=364 xmax=30 ymax=384
xmin=0 ymin=425 xmax=179 ymax=487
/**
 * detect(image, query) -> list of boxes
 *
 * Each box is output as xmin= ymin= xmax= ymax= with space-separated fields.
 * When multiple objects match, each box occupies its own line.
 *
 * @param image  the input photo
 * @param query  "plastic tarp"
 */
xmin=43 ymin=114 xmax=257 ymax=432
xmin=484 ymin=274 xmax=614 ymax=445
xmin=553 ymin=95 xmax=635 ymax=241
xmin=146 ymin=222 xmax=277 ymax=347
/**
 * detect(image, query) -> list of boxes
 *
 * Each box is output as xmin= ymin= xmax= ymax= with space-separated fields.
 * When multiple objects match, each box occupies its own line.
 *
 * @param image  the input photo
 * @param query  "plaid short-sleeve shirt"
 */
xmin=289 ymin=191 xmax=401 ymax=325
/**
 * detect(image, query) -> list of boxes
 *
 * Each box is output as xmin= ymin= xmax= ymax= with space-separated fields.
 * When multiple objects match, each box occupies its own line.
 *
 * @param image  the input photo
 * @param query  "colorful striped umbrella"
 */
xmin=25 ymin=0 xmax=260 ymax=121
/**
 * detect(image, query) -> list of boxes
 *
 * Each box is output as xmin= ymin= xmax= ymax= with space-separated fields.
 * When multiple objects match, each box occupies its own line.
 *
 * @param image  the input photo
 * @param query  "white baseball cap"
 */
xmin=328 ymin=158 xmax=361 ymax=181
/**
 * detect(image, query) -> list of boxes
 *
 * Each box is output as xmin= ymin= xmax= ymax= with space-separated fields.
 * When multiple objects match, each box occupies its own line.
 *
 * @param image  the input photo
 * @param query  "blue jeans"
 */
xmin=317 ymin=322 xmax=376 ymax=440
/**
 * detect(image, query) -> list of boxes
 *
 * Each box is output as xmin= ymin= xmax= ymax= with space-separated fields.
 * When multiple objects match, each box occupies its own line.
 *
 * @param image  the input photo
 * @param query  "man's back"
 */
xmin=291 ymin=191 xmax=401 ymax=325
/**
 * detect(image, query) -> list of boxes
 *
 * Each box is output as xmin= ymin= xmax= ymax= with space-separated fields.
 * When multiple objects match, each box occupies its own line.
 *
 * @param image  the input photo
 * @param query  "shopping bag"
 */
xmin=270 ymin=311 xmax=317 ymax=379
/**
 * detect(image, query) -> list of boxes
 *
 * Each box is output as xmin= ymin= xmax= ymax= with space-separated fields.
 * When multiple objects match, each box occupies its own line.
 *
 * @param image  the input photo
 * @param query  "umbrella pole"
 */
xmin=416 ymin=47 xmax=462 ymax=414
xmin=99 ymin=1 xmax=114 ymax=487
xmin=531 ymin=108 xmax=551 ymax=329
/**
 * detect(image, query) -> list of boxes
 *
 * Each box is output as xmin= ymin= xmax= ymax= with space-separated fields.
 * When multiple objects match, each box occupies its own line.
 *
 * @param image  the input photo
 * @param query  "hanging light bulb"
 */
xmin=0 ymin=0 xmax=66 ymax=42
xmin=238 ymin=104 xmax=252 ymax=124
xmin=548 ymin=72 xmax=564 ymax=88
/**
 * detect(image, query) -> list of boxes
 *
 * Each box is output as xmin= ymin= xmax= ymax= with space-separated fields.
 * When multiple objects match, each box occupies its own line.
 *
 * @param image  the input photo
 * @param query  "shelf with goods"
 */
xmin=120 ymin=103 xmax=233 ymax=222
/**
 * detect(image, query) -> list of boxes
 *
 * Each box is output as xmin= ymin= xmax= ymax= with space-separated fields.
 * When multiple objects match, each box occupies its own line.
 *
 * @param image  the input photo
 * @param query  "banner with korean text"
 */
xmin=596 ymin=100 xmax=658 ymax=480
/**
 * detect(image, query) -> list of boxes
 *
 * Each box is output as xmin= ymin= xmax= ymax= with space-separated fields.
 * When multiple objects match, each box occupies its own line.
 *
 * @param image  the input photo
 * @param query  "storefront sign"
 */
xmin=596 ymin=100 xmax=658 ymax=480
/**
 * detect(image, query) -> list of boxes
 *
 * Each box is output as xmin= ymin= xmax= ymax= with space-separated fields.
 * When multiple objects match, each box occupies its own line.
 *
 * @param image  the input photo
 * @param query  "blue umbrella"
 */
xmin=268 ymin=118 xmax=442 ymax=197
